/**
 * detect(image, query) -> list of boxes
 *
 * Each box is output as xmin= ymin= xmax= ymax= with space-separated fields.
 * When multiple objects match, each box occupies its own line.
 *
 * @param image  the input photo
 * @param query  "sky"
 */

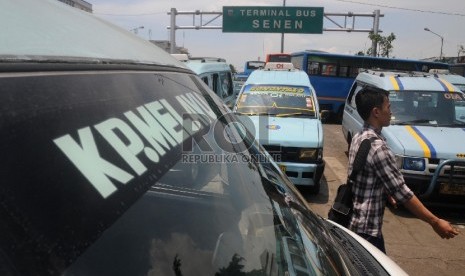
xmin=90 ymin=0 xmax=465 ymax=71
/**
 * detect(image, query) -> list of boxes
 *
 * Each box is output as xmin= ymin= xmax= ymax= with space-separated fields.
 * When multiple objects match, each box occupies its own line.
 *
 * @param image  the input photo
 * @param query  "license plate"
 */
xmin=279 ymin=164 xmax=286 ymax=173
xmin=439 ymin=182 xmax=465 ymax=195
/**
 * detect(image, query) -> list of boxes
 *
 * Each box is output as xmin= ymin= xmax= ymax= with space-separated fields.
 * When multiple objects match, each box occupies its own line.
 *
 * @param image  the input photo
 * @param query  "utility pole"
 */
xmin=280 ymin=0 xmax=286 ymax=53
xmin=170 ymin=8 xmax=176 ymax=54
xmin=168 ymin=8 xmax=222 ymax=54
xmin=371 ymin=10 xmax=381 ymax=57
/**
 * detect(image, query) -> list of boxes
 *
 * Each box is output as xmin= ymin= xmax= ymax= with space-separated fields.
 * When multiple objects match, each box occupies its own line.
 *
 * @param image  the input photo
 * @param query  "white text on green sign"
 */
xmin=222 ymin=6 xmax=324 ymax=34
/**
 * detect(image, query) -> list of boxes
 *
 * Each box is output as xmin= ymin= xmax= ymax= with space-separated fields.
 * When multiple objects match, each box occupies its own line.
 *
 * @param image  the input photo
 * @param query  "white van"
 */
xmin=0 ymin=2 xmax=409 ymax=275
xmin=342 ymin=69 xmax=465 ymax=204
xmin=183 ymin=57 xmax=236 ymax=109
xmin=233 ymin=63 xmax=325 ymax=193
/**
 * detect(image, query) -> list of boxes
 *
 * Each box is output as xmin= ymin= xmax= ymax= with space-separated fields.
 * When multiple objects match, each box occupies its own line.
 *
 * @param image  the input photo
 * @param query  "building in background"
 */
xmin=58 ymin=0 xmax=92 ymax=13
xmin=149 ymin=40 xmax=189 ymax=55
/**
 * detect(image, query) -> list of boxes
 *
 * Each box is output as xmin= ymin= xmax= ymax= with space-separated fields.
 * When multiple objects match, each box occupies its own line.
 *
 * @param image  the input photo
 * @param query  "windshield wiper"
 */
xmin=276 ymin=112 xmax=315 ymax=118
xmin=437 ymin=122 xmax=465 ymax=127
xmin=394 ymin=119 xmax=437 ymax=125
xmin=237 ymin=112 xmax=277 ymax=116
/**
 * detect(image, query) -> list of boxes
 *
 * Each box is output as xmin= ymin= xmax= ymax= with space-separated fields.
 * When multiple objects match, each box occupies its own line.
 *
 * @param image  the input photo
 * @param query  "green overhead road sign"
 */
xmin=222 ymin=6 xmax=324 ymax=34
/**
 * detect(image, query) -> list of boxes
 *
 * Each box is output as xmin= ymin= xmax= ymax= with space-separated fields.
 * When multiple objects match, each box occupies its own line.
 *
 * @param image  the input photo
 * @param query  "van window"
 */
xmin=235 ymin=84 xmax=316 ymax=118
xmin=212 ymin=73 xmax=219 ymax=96
xmin=347 ymin=82 xmax=362 ymax=107
xmin=390 ymin=91 xmax=461 ymax=125
xmin=202 ymin=76 xmax=209 ymax=86
xmin=219 ymin=72 xmax=233 ymax=98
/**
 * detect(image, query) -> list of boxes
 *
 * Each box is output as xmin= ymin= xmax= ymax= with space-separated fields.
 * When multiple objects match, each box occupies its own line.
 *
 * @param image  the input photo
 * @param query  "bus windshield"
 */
xmin=246 ymin=61 xmax=265 ymax=70
xmin=266 ymin=53 xmax=291 ymax=63
xmin=235 ymin=84 xmax=316 ymax=117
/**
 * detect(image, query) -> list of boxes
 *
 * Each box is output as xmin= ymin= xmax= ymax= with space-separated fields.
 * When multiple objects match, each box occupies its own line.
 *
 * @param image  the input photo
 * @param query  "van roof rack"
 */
xmin=189 ymin=57 xmax=226 ymax=63
xmin=362 ymin=69 xmax=432 ymax=78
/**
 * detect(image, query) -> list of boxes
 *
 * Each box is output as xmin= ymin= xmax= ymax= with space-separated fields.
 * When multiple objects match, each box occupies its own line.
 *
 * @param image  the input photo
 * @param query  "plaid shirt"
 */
xmin=348 ymin=123 xmax=413 ymax=237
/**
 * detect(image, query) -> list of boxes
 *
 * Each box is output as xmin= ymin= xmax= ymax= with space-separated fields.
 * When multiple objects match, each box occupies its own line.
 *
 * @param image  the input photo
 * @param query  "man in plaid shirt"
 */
xmin=348 ymin=87 xmax=459 ymax=253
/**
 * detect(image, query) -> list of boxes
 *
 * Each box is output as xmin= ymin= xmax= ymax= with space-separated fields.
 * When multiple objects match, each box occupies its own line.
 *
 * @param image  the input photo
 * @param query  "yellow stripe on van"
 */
xmin=389 ymin=76 xmax=400 ymax=91
xmin=405 ymin=125 xmax=431 ymax=158
xmin=436 ymin=78 xmax=455 ymax=92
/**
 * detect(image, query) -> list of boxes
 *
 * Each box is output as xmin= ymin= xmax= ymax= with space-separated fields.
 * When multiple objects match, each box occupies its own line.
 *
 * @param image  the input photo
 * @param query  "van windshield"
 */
xmin=235 ymin=84 xmax=316 ymax=117
xmin=389 ymin=90 xmax=465 ymax=126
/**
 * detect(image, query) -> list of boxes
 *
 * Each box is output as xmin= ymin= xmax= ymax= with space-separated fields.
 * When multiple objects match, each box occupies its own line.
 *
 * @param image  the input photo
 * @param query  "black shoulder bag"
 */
xmin=327 ymin=137 xmax=375 ymax=228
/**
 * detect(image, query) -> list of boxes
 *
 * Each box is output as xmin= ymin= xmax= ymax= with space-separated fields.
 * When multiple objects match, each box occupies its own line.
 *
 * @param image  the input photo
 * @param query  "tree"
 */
xmin=364 ymin=32 xmax=396 ymax=58
xmin=458 ymin=45 xmax=465 ymax=62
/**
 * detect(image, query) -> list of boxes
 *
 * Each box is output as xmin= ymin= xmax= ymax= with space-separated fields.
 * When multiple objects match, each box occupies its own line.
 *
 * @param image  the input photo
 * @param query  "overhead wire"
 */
xmin=95 ymin=11 xmax=165 ymax=16
xmin=334 ymin=0 xmax=465 ymax=17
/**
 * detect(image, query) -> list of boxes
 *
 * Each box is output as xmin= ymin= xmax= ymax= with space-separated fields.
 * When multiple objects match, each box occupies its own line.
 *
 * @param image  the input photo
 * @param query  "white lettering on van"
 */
xmin=144 ymin=101 xmax=183 ymax=144
xmin=54 ymin=127 xmax=134 ymax=198
xmin=53 ymin=93 xmax=216 ymax=199
xmin=175 ymin=93 xmax=216 ymax=123
xmin=124 ymin=106 xmax=174 ymax=159
xmin=95 ymin=118 xmax=148 ymax=175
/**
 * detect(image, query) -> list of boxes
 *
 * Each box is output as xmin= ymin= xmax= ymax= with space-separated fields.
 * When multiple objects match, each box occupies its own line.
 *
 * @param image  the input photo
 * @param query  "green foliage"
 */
xmin=364 ymin=32 xmax=396 ymax=58
xmin=215 ymin=253 xmax=266 ymax=276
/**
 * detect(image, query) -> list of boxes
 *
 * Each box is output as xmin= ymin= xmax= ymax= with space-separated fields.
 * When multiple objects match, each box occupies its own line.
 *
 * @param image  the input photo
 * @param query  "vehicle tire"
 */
xmin=309 ymin=180 xmax=320 ymax=194
xmin=335 ymin=105 xmax=344 ymax=124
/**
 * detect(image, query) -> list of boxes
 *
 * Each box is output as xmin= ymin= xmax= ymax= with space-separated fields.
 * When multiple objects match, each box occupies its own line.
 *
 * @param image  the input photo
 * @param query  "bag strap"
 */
xmin=348 ymin=136 xmax=377 ymax=185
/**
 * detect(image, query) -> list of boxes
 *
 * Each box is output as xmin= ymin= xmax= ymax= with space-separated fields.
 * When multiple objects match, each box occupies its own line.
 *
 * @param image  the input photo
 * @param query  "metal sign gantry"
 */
xmin=167 ymin=8 xmax=383 ymax=56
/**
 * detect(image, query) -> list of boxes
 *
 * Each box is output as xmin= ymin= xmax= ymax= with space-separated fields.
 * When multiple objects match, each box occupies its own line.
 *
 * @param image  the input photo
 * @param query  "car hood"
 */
xmin=246 ymin=116 xmax=322 ymax=148
xmin=384 ymin=125 xmax=465 ymax=159
xmin=326 ymin=220 xmax=408 ymax=276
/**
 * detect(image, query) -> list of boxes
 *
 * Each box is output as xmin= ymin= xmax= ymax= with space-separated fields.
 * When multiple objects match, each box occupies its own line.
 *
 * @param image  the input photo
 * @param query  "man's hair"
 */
xmin=355 ymin=86 xmax=389 ymax=121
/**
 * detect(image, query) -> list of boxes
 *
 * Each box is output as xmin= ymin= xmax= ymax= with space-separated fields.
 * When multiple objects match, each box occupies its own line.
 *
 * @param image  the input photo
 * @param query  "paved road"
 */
xmin=300 ymin=123 xmax=465 ymax=276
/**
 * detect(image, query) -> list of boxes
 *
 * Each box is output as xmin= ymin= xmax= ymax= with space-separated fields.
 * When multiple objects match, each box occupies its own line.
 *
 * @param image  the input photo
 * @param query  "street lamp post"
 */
xmin=424 ymin=27 xmax=444 ymax=61
xmin=280 ymin=0 xmax=286 ymax=53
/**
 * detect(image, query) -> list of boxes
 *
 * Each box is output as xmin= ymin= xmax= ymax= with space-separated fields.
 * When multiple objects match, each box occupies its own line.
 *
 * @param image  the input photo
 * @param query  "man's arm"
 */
xmin=403 ymin=195 xmax=459 ymax=239
xmin=372 ymin=145 xmax=459 ymax=239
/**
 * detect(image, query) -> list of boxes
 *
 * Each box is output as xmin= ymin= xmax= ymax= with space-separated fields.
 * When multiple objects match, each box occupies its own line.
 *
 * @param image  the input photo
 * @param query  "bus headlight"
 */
xmin=402 ymin=157 xmax=426 ymax=171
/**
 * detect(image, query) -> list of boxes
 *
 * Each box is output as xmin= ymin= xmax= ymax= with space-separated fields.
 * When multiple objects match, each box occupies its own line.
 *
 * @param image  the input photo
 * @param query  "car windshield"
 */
xmin=389 ymin=90 xmax=465 ymax=126
xmin=0 ymin=68 xmax=354 ymax=276
xmin=235 ymin=84 xmax=316 ymax=118
xmin=61 ymin=80 xmax=343 ymax=275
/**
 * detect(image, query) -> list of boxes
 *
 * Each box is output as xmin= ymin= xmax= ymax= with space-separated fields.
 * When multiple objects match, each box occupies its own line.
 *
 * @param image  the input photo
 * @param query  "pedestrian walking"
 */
xmin=348 ymin=86 xmax=459 ymax=253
